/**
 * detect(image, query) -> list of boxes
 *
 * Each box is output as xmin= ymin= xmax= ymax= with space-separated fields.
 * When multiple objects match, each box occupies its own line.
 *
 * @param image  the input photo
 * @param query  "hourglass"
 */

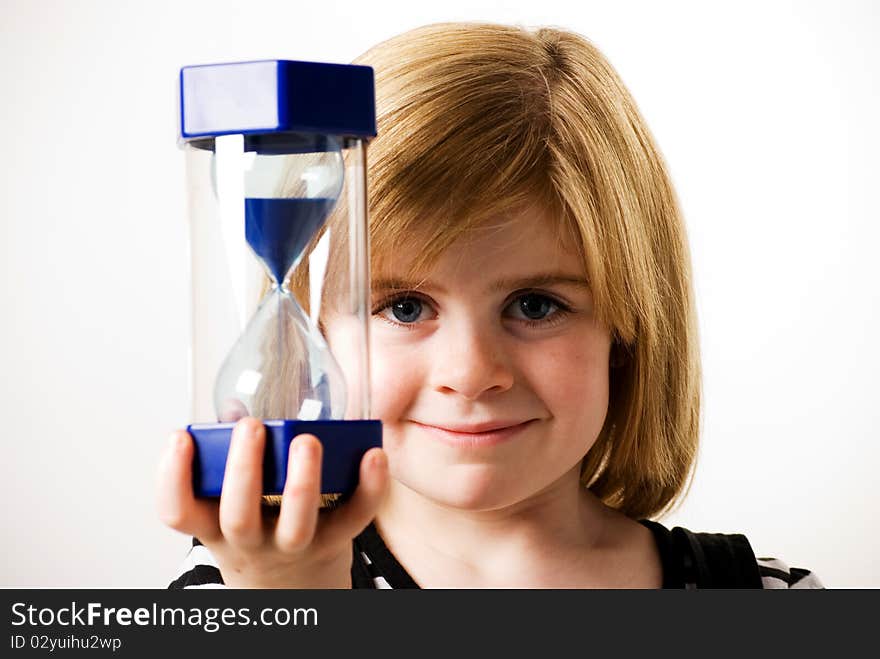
xmin=178 ymin=60 xmax=382 ymax=505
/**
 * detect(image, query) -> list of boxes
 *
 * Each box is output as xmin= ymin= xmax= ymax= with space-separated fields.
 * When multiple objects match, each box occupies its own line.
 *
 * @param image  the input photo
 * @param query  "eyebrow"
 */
xmin=372 ymin=273 xmax=591 ymax=295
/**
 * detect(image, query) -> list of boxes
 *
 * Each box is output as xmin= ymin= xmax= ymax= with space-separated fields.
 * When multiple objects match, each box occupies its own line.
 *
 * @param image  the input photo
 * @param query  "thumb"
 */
xmin=315 ymin=448 xmax=389 ymax=547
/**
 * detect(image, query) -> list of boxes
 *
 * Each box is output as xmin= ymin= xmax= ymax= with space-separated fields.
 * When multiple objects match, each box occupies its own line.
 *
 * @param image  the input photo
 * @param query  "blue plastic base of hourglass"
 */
xmin=187 ymin=420 xmax=382 ymax=499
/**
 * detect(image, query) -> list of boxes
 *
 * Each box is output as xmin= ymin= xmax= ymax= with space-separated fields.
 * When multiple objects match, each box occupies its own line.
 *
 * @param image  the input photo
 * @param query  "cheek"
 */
xmin=367 ymin=342 xmax=427 ymax=480
xmin=323 ymin=320 xmax=368 ymax=418
xmin=326 ymin=317 xmax=424 ymax=428
xmin=528 ymin=329 xmax=611 ymax=431
xmin=368 ymin=340 xmax=423 ymax=421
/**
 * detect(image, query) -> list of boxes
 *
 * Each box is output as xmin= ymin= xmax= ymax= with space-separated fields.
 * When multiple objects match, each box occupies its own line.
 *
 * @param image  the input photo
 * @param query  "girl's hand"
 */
xmin=156 ymin=417 xmax=389 ymax=588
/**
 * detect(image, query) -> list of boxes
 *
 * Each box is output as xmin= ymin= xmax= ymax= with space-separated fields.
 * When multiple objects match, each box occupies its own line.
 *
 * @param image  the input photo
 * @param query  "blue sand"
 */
xmin=245 ymin=197 xmax=336 ymax=284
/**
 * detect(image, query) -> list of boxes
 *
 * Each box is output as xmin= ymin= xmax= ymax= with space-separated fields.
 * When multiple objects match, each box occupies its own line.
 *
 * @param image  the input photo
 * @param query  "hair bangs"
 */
xmin=363 ymin=30 xmax=566 ymax=280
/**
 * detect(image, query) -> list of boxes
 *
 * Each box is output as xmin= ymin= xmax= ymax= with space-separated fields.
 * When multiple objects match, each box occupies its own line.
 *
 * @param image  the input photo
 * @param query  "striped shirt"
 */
xmin=168 ymin=519 xmax=823 ymax=589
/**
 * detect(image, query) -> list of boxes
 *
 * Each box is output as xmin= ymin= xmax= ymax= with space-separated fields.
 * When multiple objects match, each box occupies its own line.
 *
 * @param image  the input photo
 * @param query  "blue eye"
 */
xmin=372 ymin=293 xmax=435 ymax=329
xmin=372 ymin=290 xmax=570 ymax=330
xmin=517 ymin=294 xmax=554 ymax=320
xmin=504 ymin=292 xmax=571 ymax=328
xmin=390 ymin=297 xmax=423 ymax=323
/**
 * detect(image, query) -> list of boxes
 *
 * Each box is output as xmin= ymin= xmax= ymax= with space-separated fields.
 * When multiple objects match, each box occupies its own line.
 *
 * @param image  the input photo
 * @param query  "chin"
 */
xmin=403 ymin=464 xmax=526 ymax=512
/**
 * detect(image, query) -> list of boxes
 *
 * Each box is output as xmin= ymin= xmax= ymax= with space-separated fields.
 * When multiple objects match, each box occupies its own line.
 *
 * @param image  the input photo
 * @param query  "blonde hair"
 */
xmin=348 ymin=22 xmax=702 ymax=520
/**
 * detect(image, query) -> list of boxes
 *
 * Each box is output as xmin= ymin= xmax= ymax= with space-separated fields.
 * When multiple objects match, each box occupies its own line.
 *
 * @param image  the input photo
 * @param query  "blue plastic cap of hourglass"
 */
xmin=179 ymin=60 xmax=377 ymax=141
xmin=188 ymin=420 xmax=383 ymax=499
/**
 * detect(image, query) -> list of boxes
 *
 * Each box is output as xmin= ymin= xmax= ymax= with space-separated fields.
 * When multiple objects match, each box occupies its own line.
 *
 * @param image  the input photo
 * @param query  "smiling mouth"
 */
xmin=411 ymin=419 xmax=536 ymax=447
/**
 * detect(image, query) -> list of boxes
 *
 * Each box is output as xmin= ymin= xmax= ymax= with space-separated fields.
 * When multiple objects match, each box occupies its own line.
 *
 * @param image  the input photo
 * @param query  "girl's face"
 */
xmin=332 ymin=207 xmax=612 ymax=511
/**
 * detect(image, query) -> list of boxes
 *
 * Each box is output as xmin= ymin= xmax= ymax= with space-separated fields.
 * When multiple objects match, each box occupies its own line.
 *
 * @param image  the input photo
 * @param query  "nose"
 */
xmin=429 ymin=320 xmax=515 ymax=400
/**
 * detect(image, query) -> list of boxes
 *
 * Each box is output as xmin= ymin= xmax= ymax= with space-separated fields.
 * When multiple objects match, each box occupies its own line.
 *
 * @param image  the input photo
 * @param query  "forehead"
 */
xmin=371 ymin=205 xmax=584 ymax=281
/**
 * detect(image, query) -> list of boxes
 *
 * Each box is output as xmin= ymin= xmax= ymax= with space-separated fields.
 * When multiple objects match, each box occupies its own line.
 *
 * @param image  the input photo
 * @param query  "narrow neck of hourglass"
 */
xmin=268 ymin=278 xmax=290 ymax=294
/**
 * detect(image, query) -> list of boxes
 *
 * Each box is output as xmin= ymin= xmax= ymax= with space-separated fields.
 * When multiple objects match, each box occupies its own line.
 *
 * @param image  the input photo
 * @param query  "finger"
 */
xmin=156 ymin=430 xmax=221 ymax=541
xmin=314 ymin=448 xmax=389 ymax=548
xmin=218 ymin=417 xmax=266 ymax=549
xmin=274 ymin=434 xmax=322 ymax=553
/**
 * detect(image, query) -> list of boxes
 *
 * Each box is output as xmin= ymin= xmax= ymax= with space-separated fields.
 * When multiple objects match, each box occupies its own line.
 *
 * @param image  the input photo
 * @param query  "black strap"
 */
xmin=671 ymin=526 xmax=763 ymax=588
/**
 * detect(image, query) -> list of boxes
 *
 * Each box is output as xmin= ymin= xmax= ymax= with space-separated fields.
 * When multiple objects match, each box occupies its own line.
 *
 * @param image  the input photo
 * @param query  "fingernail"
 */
xmin=371 ymin=451 xmax=386 ymax=471
xmin=293 ymin=435 xmax=317 ymax=457
xmin=291 ymin=438 xmax=302 ymax=456
xmin=237 ymin=417 xmax=261 ymax=439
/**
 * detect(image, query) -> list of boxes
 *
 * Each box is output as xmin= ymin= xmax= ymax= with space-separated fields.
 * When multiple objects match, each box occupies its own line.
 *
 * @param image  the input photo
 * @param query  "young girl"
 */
xmin=158 ymin=22 xmax=823 ymax=589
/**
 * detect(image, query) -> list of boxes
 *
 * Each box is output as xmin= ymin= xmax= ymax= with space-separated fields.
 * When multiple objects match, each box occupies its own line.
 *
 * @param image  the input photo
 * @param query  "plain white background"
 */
xmin=1 ymin=0 xmax=877 ymax=587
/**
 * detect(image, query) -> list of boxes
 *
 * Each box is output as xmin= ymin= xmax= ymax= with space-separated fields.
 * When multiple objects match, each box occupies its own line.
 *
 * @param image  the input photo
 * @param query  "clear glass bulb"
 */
xmin=212 ymin=139 xmax=348 ymax=423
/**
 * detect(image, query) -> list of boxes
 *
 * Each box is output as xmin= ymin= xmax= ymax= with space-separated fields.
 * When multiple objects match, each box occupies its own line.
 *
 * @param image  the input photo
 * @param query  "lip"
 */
xmin=411 ymin=419 xmax=536 ymax=448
